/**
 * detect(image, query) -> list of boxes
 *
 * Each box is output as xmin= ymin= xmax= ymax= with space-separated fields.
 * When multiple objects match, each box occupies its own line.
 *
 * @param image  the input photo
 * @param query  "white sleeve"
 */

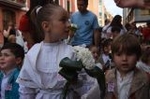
xmin=81 ymin=81 xmax=101 ymax=99
xmin=19 ymin=85 xmax=36 ymax=99
xmin=72 ymin=70 xmax=98 ymax=96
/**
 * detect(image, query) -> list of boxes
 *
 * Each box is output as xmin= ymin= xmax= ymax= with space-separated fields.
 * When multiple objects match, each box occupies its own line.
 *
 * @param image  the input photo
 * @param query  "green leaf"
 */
xmin=59 ymin=57 xmax=82 ymax=71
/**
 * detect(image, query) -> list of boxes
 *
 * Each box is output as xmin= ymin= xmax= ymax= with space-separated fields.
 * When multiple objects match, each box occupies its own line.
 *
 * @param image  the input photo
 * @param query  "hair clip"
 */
xmin=36 ymin=6 xmax=42 ymax=15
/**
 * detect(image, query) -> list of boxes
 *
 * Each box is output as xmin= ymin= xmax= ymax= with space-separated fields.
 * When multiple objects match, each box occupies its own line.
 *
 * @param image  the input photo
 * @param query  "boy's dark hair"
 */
xmin=111 ymin=26 xmax=121 ymax=33
xmin=77 ymin=0 xmax=88 ymax=5
xmin=111 ymin=33 xmax=141 ymax=60
xmin=102 ymin=38 xmax=112 ymax=48
xmin=1 ymin=43 xmax=25 ymax=60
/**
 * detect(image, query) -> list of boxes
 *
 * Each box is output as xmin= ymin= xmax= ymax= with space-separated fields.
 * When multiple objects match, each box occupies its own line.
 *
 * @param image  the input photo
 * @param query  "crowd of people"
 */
xmin=0 ymin=0 xmax=150 ymax=99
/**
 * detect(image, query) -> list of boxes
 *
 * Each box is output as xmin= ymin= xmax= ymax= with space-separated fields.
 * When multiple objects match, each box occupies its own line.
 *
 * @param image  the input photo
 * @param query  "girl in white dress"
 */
xmin=16 ymin=4 xmax=100 ymax=99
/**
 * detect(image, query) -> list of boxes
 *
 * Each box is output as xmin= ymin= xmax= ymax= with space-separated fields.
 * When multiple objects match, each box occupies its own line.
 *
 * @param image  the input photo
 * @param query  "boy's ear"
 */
xmin=16 ymin=57 xmax=22 ymax=66
xmin=41 ymin=21 xmax=51 ymax=32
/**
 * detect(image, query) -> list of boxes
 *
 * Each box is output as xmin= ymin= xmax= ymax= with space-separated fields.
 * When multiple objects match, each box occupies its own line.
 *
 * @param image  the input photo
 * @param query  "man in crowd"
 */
xmin=70 ymin=0 xmax=100 ymax=47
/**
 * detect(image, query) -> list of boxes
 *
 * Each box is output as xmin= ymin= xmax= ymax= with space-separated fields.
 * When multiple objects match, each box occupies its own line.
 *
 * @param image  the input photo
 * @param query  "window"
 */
xmin=2 ymin=9 xmax=15 ymax=30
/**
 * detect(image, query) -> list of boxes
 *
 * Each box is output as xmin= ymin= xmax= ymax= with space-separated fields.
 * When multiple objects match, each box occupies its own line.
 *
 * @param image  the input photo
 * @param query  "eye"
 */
xmin=115 ymin=52 xmax=121 ymax=56
xmin=0 ymin=53 xmax=13 ymax=57
xmin=59 ymin=17 xmax=65 ymax=21
xmin=126 ymin=52 xmax=134 ymax=56
xmin=59 ymin=16 xmax=69 ymax=23
xmin=3 ymin=53 xmax=10 ymax=57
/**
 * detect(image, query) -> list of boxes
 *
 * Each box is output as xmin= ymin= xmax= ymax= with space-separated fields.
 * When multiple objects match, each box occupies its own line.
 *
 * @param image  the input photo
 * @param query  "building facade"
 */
xmin=123 ymin=8 xmax=150 ymax=25
xmin=0 ymin=0 xmax=27 ymax=44
xmin=0 ymin=0 xmax=112 ymax=44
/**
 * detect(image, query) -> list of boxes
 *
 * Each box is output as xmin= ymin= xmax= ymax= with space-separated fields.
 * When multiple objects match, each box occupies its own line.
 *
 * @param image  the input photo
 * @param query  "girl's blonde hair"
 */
xmin=30 ymin=4 xmax=65 ymax=42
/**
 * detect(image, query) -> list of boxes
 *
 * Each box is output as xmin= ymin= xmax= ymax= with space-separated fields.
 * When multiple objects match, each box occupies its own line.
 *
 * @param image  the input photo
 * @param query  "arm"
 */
xmin=93 ymin=15 xmax=100 ymax=47
xmin=114 ymin=0 xmax=150 ymax=9
xmin=93 ymin=28 xmax=100 ymax=47
xmin=81 ymin=81 xmax=101 ymax=99
xmin=3 ymin=26 xmax=12 ymax=38
xmin=19 ymin=85 xmax=36 ymax=99
xmin=16 ymin=56 xmax=38 ymax=99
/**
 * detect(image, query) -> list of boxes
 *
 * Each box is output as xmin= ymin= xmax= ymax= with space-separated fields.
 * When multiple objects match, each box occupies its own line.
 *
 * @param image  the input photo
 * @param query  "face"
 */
xmin=103 ymin=45 xmax=111 ymax=54
xmin=77 ymin=0 xmax=87 ymax=13
xmin=0 ymin=49 xmax=17 ymax=73
xmin=44 ymin=8 xmax=70 ymax=42
xmin=113 ymin=52 xmax=138 ymax=74
xmin=8 ymin=35 xmax=16 ymax=43
xmin=90 ymin=46 xmax=99 ymax=61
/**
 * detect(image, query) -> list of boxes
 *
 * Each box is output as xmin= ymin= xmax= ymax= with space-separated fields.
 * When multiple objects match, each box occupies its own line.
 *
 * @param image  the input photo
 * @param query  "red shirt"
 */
xmin=19 ymin=14 xmax=30 ymax=32
xmin=142 ymin=27 xmax=150 ymax=40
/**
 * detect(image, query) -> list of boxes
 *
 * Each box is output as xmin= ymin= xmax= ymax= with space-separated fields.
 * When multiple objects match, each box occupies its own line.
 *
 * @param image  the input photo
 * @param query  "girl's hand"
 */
xmin=114 ymin=0 xmax=150 ymax=9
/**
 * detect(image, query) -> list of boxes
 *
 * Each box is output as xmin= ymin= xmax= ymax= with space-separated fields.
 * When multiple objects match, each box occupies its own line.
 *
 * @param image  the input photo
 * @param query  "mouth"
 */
xmin=65 ymin=29 xmax=70 ymax=34
xmin=121 ymin=63 xmax=129 ymax=68
xmin=0 ymin=62 xmax=5 ymax=65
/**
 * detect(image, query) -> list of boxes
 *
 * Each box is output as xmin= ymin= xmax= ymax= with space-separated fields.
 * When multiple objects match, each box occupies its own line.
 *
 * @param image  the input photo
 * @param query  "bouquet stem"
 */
xmin=61 ymin=82 xmax=71 ymax=99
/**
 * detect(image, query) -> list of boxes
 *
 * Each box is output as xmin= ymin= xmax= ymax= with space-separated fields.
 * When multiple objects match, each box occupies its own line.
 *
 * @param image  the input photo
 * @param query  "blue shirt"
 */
xmin=70 ymin=11 xmax=99 ymax=46
xmin=0 ymin=68 xmax=20 ymax=99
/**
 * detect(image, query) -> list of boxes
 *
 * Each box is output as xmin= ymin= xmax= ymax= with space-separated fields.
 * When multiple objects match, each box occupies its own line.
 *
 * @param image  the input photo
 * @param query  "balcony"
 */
xmin=0 ymin=0 xmax=26 ymax=9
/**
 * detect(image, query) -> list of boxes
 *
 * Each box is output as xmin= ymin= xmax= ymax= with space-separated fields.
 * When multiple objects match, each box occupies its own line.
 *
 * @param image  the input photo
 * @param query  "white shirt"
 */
xmin=117 ymin=71 xmax=134 ymax=99
xmin=107 ymin=26 xmax=127 ymax=35
xmin=102 ymin=53 xmax=111 ymax=65
xmin=101 ymin=23 xmax=110 ymax=38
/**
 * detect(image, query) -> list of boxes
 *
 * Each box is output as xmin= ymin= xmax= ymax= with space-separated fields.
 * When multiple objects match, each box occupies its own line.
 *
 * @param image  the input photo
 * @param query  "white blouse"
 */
xmin=17 ymin=42 xmax=75 ymax=99
xmin=17 ymin=42 xmax=100 ymax=99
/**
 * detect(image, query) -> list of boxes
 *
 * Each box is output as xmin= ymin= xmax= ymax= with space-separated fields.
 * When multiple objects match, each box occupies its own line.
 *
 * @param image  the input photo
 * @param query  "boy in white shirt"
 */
xmin=105 ymin=33 xmax=150 ymax=99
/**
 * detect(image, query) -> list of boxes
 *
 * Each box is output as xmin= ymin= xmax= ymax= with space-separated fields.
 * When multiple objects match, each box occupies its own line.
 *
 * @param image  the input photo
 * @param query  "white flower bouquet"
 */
xmin=70 ymin=23 xmax=78 ymax=32
xmin=73 ymin=46 xmax=95 ymax=70
xmin=59 ymin=46 xmax=105 ymax=99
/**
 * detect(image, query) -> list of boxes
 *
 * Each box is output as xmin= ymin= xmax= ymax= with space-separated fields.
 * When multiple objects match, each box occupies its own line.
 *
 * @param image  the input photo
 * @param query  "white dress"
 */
xmin=17 ymin=41 xmax=101 ymax=99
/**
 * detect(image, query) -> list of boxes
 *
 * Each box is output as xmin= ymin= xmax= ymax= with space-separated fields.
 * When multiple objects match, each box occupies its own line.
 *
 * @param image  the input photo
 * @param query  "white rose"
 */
xmin=73 ymin=46 xmax=95 ymax=70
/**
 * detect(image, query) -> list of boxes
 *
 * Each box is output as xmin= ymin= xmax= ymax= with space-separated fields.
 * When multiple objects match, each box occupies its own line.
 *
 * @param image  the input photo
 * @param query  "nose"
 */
xmin=0 ymin=55 xmax=4 ymax=60
xmin=122 ymin=54 xmax=127 ymax=61
xmin=94 ymin=53 xmax=98 ymax=58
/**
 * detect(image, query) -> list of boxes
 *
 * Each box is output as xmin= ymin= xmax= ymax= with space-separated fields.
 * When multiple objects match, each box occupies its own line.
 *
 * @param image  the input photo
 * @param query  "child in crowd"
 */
xmin=89 ymin=45 xmax=103 ymax=69
xmin=99 ymin=38 xmax=112 ymax=71
xmin=136 ymin=48 xmax=150 ymax=74
xmin=105 ymin=33 xmax=150 ymax=99
xmin=3 ymin=22 xmax=16 ymax=44
xmin=17 ymin=4 xmax=100 ymax=99
xmin=0 ymin=43 xmax=24 ymax=99
xmin=7 ymin=34 xmax=16 ymax=43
